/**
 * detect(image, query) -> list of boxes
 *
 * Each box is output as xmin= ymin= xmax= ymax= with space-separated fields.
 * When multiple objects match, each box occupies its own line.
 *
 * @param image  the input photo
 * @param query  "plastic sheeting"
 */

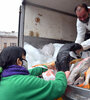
xmin=24 ymin=42 xmax=64 ymax=69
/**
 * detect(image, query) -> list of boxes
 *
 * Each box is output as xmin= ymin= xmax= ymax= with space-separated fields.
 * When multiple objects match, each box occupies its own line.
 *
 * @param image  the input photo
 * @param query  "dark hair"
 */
xmin=74 ymin=3 xmax=88 ymax=13
xmin=59 ymin=43 xmax=83 ymax=52
xmin=70 ymin=43 xmax=83 ymax=52
xmin=0 ymin=46 xmax=26 ymax=80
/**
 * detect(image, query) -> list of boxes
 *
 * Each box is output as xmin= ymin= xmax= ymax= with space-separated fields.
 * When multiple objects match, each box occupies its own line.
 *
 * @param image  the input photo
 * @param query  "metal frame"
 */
xmin=18 ymin=0 xmax=25 ymax=47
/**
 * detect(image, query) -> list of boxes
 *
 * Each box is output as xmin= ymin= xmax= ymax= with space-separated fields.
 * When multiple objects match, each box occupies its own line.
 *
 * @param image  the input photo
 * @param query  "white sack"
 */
xmin=53 ymin=43 xmax=64 ymax=59
xmin=24 ymin=42 xmax=47 ymax=69
xmin=40 ymin=43 xmax=55 ymax=57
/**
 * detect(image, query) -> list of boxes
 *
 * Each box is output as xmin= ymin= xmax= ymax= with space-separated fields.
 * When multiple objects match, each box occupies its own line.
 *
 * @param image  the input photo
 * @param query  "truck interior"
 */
xmin=19 ymin=0 xmax=90 ymax=47
xmin=18 ymin=0 xmax=90 ymax=99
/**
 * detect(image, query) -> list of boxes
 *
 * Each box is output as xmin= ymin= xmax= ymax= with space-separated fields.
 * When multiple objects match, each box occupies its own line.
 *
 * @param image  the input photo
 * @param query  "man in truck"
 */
xmin=74 ymin=3 xmax=90 ymax=50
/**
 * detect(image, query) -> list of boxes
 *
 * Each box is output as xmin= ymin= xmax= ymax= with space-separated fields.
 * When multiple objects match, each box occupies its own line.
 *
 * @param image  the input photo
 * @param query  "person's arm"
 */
xmin=75 ymin=19 xmax=86 ymax=44
xmin=21 ymin=71 xmax=67 ymax=99
xmin=81 ymin=39 xmax=90 ymax=50
xmin=28 ymin=65 xmax=48 ymax=76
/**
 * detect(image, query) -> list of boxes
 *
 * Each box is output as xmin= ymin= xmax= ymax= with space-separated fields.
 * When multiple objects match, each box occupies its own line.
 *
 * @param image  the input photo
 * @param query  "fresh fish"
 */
xmin=77 ymin=67 xmax=90 ymax=89
xmin=68 ymin=57 xmax=90 ymax=85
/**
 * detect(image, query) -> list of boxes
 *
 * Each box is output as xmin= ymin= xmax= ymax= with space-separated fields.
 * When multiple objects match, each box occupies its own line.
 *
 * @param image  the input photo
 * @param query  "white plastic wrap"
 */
xmin=40 ymin=43 xmax=55 ymax=56
xmin=53 ymin=43 xmax=64 ymax=59
xmin=24 ymin=42 xmax=47 ymax=69
xmin=24 ymin=42 xmax=64 ymax=69
xmin=42 ymin=69 xmax=55 ymax=80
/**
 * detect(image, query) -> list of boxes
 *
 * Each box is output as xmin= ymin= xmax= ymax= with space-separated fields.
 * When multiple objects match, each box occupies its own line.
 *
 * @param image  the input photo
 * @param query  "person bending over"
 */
xmin=55 ymin=43 xmax=83 ymax=72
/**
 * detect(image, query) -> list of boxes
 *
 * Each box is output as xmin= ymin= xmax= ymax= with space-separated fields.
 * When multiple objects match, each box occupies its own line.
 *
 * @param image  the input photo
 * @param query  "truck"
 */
xmin=18 ymin=0 xmax=90 ymax=100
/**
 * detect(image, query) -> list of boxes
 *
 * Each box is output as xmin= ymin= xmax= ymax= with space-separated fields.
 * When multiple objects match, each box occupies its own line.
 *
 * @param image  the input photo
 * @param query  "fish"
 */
xmin=68 ymin=57 xmax=90 ymax=85
xmin=77 ymin=67 xmax=90 ymax=89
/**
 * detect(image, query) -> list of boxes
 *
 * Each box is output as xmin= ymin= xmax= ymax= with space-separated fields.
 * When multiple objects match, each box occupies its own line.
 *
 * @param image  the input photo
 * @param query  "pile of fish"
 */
xmin=32 ymin=57 xmax=90 ymax=89
xmin=68 ymin=57 xmax=90 ymax=89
